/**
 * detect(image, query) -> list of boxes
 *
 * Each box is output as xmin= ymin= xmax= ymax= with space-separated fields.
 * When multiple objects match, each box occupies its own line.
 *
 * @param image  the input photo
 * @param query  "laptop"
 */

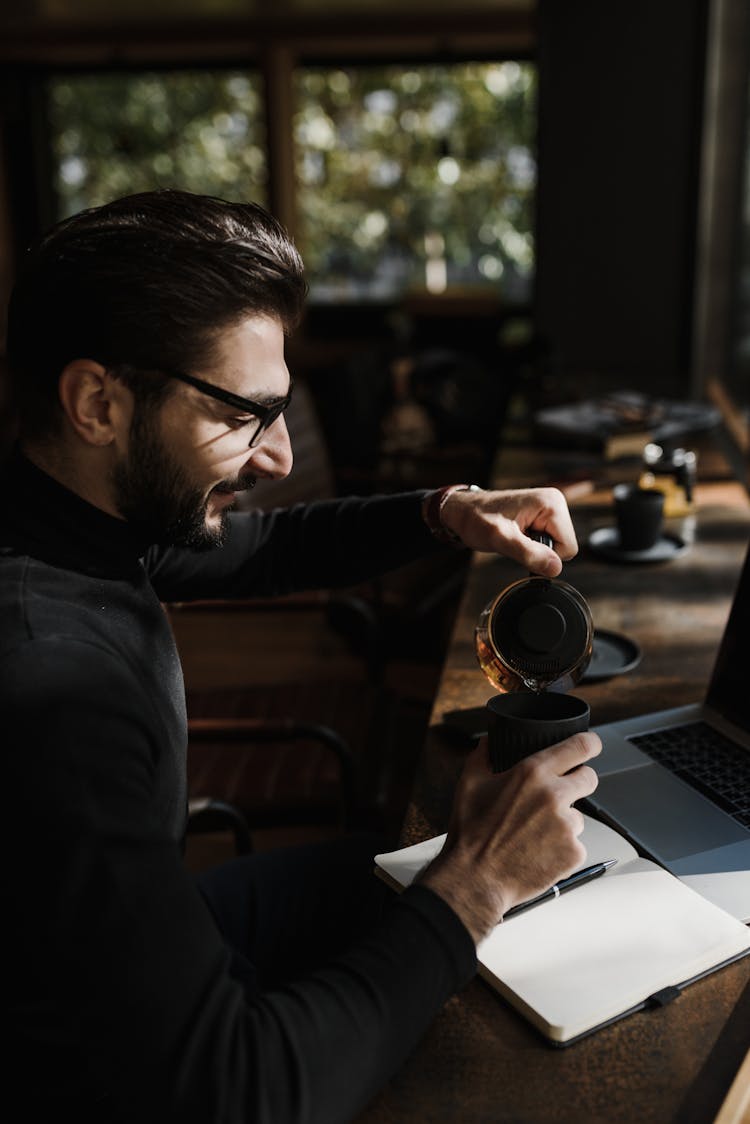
xmin=588 ymin=534 xmax=750 ymax=922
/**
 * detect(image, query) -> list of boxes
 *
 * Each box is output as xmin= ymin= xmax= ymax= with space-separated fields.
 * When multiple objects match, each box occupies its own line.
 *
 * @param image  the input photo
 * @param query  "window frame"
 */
xmin=2 ymin=10 xmax=535 ymax=275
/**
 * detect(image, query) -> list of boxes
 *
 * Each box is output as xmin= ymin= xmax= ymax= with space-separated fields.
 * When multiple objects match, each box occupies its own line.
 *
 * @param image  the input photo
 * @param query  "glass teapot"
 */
xmin=475 ymin=533 xmax=594 ymax=694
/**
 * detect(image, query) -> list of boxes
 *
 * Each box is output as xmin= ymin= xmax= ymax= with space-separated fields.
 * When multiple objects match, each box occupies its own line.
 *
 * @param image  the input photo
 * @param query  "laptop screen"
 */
xmin=706 ymin=532 xmax=750 ymax=731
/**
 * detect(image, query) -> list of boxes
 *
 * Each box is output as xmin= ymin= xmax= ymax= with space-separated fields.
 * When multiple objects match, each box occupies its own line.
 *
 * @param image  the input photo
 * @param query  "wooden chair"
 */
xmin=169 ymin=593 xmax=399 ymax=865
xmin=183 ymin=713 xmax=358 ymax=870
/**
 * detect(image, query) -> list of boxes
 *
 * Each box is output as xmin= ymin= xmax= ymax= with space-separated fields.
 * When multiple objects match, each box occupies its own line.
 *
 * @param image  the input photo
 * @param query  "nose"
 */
xmin=245 ymin=414 xmax=293 ymax=479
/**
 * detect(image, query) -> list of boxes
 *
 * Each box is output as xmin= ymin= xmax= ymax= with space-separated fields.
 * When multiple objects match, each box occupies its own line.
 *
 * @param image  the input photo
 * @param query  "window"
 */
xmin=294 ymin=61 xmax=536 ymax=302
xmin=49 ymin=70 xmax=267 ymax=217
xmin=47 ymin=57 xmax=536 ymax=305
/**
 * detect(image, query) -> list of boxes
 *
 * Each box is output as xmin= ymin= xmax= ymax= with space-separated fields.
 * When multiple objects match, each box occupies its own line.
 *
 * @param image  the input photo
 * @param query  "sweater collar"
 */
xmin=1 ymin=449 xmax=152 ymax=577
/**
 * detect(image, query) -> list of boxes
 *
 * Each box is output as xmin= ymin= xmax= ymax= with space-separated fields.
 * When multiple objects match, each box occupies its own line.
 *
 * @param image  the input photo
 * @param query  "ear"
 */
xmin=57 ymin=359 xmax=128 ymax=447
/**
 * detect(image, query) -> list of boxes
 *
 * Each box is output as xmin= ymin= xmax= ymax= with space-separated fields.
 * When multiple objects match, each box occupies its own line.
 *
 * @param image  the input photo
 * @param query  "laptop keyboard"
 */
xmin=631 ymin=721 xmax=750 ymax=828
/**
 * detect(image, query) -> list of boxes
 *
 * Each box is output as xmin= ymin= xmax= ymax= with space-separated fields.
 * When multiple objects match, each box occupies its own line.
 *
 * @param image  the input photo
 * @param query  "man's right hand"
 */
xmin=419 ymin=732 xmax=601 ymax=943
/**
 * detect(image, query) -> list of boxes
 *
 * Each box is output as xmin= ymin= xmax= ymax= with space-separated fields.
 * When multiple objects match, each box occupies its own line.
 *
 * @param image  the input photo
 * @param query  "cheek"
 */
xmin=160 ymin=405 xmax=248 ymax=484
xmin=211 ymin=446 xmax=250 ymax=480
xmin=176 ymin=427 xmax=240 ymax=481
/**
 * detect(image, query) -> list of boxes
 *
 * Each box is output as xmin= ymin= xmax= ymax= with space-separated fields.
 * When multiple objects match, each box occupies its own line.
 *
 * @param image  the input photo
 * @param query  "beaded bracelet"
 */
xmin=422 ymin=483 xmax=482 ymax=546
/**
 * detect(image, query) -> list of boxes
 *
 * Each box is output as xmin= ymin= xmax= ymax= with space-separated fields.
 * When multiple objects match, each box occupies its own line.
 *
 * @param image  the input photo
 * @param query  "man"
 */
xmin=1 ymin=190 xmax=599 ymax=1123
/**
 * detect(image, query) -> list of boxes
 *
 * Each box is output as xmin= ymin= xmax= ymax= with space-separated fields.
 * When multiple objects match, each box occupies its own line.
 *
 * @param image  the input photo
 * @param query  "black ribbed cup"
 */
xmin=613 ymin=483 xmax=664 ymax=551
xmin=486 ymin=691 xmax=590 ymax=772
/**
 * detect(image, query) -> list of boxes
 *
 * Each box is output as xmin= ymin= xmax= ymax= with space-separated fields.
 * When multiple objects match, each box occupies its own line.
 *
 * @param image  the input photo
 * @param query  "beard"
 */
xmin=112 ymin=399 xmax=252 ymax=549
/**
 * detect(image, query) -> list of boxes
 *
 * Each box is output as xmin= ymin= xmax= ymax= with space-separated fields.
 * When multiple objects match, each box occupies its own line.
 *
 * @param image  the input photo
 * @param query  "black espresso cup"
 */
xmin=486 ymin=691 xmax=590 ymax=772
xmin=612 ymin=483 xmax=665 ymax=552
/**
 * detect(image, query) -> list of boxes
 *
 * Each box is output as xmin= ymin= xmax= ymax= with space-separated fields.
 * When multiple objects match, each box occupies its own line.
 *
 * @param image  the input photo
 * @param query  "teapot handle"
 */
xmin=526 ymin=529 xmax=555 ymax=550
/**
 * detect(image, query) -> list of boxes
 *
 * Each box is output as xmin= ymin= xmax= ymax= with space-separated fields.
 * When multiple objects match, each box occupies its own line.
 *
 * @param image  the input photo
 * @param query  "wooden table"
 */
xmin=357 ymin=434 xmax=750 ymax=1124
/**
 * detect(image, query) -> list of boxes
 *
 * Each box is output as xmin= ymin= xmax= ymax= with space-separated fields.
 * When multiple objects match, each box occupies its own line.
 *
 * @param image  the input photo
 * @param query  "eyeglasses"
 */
xmin=160 ymin=367 xmax=293 ymax=448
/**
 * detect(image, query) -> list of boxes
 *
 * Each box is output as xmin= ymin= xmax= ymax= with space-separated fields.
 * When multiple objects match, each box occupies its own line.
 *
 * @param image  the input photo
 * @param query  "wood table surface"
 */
xmin=356 ymin=433 xmax=750 ymax=1124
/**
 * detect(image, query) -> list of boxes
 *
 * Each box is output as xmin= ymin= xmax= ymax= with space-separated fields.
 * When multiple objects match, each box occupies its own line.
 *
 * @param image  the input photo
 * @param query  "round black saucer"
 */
xmin=582 ymin=629 xmax=642 ymax=682
xmin=588 ymin=525 xmax=688 ymax=563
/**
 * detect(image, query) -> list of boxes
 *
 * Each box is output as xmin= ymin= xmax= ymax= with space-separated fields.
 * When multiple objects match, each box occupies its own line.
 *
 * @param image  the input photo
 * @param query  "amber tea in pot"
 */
xmin=475 ymin=534 xmax=593 ymax=695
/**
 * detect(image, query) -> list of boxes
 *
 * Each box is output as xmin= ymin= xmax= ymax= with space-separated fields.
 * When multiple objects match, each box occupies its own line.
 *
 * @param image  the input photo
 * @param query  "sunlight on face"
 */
xmin=113 ymin=316 xmax=293 ymax=546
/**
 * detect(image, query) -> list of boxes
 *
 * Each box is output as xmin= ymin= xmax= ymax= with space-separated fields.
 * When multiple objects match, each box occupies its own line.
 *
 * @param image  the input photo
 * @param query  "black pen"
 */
xmin=504 ymin=858 xmax=618 ymax=920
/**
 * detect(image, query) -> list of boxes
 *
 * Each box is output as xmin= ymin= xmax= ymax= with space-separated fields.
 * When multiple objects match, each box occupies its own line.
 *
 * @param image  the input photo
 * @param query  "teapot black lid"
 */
xmin=489 ymin=578 xmax=591 ymax=683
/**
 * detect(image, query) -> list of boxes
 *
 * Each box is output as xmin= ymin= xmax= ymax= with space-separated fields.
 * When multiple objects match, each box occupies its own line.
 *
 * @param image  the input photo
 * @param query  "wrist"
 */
xmin=419 ymin=852 xmax=507 ymax=944
xmin=422 ymin=483 xmax=481 ymax=546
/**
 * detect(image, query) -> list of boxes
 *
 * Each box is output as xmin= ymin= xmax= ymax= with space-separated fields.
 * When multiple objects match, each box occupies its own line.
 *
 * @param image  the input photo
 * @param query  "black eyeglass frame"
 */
xmin=160 ymin=366 xmax=293 ymax=448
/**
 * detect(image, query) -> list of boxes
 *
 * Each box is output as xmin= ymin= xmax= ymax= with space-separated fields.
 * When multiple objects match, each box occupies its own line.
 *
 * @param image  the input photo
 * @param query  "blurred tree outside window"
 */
xmin=47 ymin=59 xmax=536 ymax=305
xmin=294 ymin=61 xmax=536 ymax=303
xmin=48 ymin=70 xmax=267 ymax=216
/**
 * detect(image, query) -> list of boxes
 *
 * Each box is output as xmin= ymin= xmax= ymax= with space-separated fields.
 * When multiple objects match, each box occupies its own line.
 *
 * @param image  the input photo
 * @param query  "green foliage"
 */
xmin=48 ymin=60 xmax=536 ymax=302
xmin=49 ymin=70 xmax=267 ymax=214
xmin=293 ymin=62 xmax=537 ymax=301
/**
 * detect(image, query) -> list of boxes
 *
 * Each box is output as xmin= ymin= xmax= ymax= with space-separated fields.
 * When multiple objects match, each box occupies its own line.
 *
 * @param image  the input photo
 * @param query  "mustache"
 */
xmin=212 ymin=476 xmax=257 ymax=496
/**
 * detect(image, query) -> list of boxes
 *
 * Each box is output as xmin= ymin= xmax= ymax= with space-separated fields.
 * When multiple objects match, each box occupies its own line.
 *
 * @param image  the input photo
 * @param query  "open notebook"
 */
xmin=374 ymin=815 xmax=750 ymax=1046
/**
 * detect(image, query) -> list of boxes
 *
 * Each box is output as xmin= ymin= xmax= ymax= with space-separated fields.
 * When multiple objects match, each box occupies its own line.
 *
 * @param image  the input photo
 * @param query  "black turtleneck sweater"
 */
xmin=1 ymin=452 xmax=476 ymax=1124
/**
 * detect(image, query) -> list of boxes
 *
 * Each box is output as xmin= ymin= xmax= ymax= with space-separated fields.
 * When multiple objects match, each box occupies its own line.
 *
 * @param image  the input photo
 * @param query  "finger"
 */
xmin=531 ymin=488 xmax=579 ymax=559
xmin=487 ymin=518 xmax=563 ymax=577
xmin=568 ymin=805 xmax=586 ymax=835
xmin=526 ymin=520 xmax=577 ymax=565
xmin=540 ymin=516 xmax=578 ymax=562
xmin=520 ymin=538 xmax=564 ymax=578
xmin=559 ymin=762 xmax=599 ymax=804
xmin=533 ymin=731 xmax=602 ymax=775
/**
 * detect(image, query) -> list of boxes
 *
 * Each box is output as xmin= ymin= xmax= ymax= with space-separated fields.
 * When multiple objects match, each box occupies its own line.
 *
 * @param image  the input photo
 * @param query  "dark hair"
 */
xmin=6 ymin=189 xmax=307 ymax=437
